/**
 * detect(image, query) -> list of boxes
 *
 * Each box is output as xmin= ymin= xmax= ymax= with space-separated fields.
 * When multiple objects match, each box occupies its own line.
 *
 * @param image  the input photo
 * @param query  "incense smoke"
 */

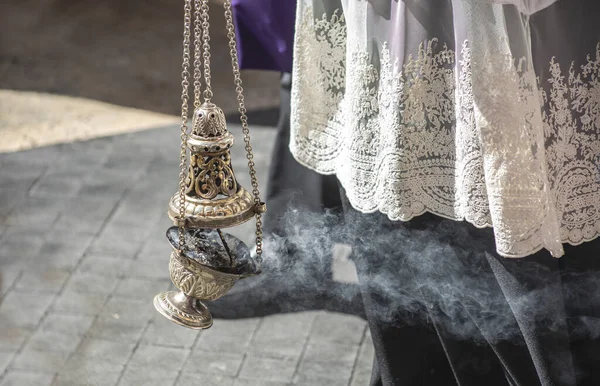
xmin=220 ymin=202 xmax=596 ymax=337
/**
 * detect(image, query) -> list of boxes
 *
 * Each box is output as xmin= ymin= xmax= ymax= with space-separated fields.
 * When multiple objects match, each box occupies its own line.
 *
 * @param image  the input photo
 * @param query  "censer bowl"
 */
xmin=153 ymin=227 xmax=260 ymax=329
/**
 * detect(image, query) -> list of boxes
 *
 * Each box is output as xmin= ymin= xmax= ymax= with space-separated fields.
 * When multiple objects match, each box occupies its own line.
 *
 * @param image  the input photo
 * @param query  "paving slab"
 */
xmin=119 ymin=368 xmax=179 ymax=386
xmin=186 ymin=351 xmax=245 ymax=377
xmin=142 ymin=315 xmax=199 ymax=349
xmin=0 ymin=291 xmax=54 ymax=329
xmin=294 ymin=360 xmax=354 ymax=385
xmin=33 ymin=238 xmax=93 ymax=271
xmin=195 ymin=318 xmax=261 ymax=354
xmin=176 ymin=372 xmax=235 ymax=386
xmin=0 ymin=321 xmax=31 ymax=352
xmin=24 ymin=329 xmax=83 ymax=353
xmin=87 ymin=318 xmax=148 ymax=344
xmin=75 ymin=339 xmax=136 ymax=367
xmin=52 ymin=290 xmax=110 ymax=316
xmin=310 ymin=312 xmax=367 ymax=346
xmin=14 ymin=269 xmax=70 ymax=294
xmin=38 ymin=313 xmax=95 ymax=337
xmin=0 ymin=354 xmax=13 ymax=377
xmin=350 ymin=333 xmax=374 ymax=386
xmin=238 ymin=354 xmax=298 ymax=384
xmin=0 ymin=370 xmax=55 ymax=386
xmin=63 ymin=272 xmax=120 ymax=295
xmin=10 ymin=349 xmax=70 ymax=373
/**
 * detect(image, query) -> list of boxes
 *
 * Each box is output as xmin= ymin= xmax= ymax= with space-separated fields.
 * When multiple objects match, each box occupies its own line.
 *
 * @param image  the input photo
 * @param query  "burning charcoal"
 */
xmin=166 ymin=226 xmax=253 ymax=274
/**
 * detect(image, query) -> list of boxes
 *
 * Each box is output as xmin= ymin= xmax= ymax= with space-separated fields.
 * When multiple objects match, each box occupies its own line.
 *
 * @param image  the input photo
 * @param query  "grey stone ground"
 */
xmin=0 ymin=124 xmax=373 ymax=386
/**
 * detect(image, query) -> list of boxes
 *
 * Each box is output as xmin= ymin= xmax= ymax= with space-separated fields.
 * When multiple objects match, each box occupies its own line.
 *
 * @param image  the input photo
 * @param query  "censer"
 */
xmin=153 ymin=0 xmax=265 ymax=329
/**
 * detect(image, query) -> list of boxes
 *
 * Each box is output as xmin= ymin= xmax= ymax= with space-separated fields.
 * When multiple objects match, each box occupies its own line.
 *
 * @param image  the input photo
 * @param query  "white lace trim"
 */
xmin=290 ymin=7 xmax=600 ymax=258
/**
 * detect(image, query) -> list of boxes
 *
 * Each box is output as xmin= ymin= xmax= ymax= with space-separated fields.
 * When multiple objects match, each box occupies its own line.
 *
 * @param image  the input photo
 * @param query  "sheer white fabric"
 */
xmin=476 ymin=0 xmax=558 ymax=14
xmin=290 ymin=0 xmax=600 ymax=258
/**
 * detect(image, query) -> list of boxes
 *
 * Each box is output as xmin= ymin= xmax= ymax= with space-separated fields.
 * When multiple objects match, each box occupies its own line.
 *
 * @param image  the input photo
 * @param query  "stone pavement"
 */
xmin=0 ymin=123 xmax=373 ymax=386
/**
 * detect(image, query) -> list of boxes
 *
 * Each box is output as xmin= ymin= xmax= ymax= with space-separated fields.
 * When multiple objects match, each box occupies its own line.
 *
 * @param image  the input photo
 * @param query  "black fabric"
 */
xmin=339 ymin=186 xmax=600 ymax=386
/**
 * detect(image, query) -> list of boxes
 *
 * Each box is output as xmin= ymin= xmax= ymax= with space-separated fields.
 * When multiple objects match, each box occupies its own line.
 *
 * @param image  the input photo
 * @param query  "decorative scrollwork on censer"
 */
xmin=169 ymin=253 xmax=236 ymax=301
xmin=186 ymin=153 xmax=238 ymax=199
xmin=168 ymin=185 xmax=255 ymax=228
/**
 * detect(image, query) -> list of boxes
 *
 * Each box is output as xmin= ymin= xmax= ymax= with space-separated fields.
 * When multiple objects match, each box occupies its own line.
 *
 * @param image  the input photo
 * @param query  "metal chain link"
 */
xmin=223 ymin=0 xmax=264 ymax=261
xmin=201 ymin=0 xmax=213 ymax=102
xmin=177 ymin=0 xmax=193 ymax=253
xmin=192 ymin=0 xmax=203 ymax=108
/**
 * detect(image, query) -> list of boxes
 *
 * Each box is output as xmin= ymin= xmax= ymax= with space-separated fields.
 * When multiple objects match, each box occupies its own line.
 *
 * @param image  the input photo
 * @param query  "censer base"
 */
xmin=153 ymin=291 xmax=213 ymax=330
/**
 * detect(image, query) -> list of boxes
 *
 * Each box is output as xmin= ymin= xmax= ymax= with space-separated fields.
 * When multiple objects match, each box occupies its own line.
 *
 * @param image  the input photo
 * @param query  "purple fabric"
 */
xmin=232 ymin=0 xmax=296 ymax=73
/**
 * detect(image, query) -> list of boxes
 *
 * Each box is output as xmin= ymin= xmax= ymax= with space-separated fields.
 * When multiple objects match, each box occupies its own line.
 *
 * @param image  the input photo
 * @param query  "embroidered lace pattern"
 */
xmin=290 ymin=7 xmax=600 ymax=257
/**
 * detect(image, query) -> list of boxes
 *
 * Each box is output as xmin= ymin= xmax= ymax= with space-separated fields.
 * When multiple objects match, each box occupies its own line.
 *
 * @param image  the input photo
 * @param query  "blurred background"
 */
xmin=0 ymin=1 xmax=372 ymax=385
xmin=1 ymin=0 xmax=280 ymax=153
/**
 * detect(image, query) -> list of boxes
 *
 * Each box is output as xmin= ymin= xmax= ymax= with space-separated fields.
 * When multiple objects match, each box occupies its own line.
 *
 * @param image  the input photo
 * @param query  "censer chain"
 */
xmin=193 ymin=0 xmax=203 ymax=108
xmin=223 ymin=0 xmax=264 ymax=262
xmin=201 ymin=0 xmax=213 ymax=102
xmin=177 ymin=0 xmax=193 ymax=254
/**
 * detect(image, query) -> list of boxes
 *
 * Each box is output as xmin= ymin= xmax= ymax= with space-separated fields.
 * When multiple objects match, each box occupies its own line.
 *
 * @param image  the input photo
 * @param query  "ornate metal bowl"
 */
xmin=153 ymin=227 xmax=260 ymax=329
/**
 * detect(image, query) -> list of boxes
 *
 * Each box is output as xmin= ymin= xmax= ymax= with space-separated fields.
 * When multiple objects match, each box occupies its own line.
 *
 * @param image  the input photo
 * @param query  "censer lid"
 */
xmin=166 ymin=226 xmax=260 ymax=276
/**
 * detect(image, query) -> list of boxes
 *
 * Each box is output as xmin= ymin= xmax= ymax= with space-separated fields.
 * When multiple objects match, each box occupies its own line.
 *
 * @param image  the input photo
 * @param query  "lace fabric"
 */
xmin=290 ymin=0 xmax=600 ymax=258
